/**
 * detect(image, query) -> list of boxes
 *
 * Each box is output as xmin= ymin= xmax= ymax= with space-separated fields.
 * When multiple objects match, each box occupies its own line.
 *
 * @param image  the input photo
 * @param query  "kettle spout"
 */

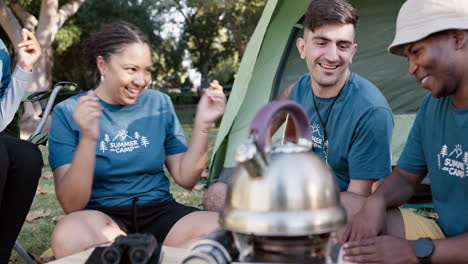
xmin=242 ymin=152 xmax=267 ymax=178
xmin=234 ymin=140 xmax=267 ymax=178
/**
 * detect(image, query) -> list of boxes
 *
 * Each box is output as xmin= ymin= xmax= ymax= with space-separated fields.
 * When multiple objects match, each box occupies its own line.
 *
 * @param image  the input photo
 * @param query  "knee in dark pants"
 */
xmin=20 ymin=141 xmax=43 ymax=180
xmin=6 ymin=137 xmax=43 ymax=180
xmin=0 ymin=136 xmax=43 ymax=163
xmin=15 ymin=139 xmax=43 ymax=166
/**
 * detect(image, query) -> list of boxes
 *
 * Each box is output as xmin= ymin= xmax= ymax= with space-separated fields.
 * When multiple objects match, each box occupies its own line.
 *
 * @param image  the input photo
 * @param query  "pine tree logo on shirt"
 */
xmin=99 ymin=130 xmax=150 ymax=153
xmin=464 ymin=152 xmax=468 ymax=177
xmin=438 ymin=144 xmax=466 ymax=178
xmin=310 ymin=123 xmax=324 ymax=149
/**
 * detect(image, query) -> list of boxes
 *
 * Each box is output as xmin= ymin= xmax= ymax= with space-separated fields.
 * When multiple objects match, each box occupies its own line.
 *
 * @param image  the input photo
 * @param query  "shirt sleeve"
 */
xmin=348 ymin=107 xmax=394 ymax=180
xmin=163 ymin=95 xmax=188 ymax=155
xmin=48 ymin=102 xmax=80 ymax=170
xmin=397 ymin=98 xmax=428 ymax=175
xmin=0 ymin=66 xmax=33 ymax=132
xmin=0 ymin=39 xmax=32 ymax=131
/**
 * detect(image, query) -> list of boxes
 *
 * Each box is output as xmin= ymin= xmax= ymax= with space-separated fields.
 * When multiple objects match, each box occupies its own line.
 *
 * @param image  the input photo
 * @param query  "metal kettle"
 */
xmin=220 ymin=100 xmax=347 ymax=237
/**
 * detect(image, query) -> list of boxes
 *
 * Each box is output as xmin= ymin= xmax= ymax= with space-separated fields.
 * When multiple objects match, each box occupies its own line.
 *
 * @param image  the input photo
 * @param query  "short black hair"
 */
xmin=304 ymin=0 xmax=359 ymax=32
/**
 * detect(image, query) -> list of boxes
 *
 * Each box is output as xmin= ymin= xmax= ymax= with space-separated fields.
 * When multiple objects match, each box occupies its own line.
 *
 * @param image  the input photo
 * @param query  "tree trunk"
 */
xmin=224 ymin=12 xmax=246 ymax=57
xmin=0 ymin=0 xmax=22 ymax=44
xmin=22 ymin=46 xmax=53 ymax=123
xmin=198 ymin=63 xmax=209 ymax=96
xmin=0 ymin=0 xmax=85 ymax=131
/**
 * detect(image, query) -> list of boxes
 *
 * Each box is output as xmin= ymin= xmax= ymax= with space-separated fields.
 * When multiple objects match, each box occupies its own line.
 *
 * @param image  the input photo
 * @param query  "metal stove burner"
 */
xmin=183 ymin=231 xmax=340 ymax=264
xmin=241 ymin=235 xmax=329 ymax=263
xmin=255 ymin=236 xmax=327 ymax=259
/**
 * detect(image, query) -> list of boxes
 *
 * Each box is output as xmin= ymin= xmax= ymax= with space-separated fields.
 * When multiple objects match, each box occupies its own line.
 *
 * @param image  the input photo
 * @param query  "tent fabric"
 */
xmin=209 ymin=0 xmax=428 ymax=181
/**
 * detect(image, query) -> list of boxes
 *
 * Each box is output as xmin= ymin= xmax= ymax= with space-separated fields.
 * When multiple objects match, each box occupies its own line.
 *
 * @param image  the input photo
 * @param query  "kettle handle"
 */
xmin=249 ymin=100 xmax=311 ymax=151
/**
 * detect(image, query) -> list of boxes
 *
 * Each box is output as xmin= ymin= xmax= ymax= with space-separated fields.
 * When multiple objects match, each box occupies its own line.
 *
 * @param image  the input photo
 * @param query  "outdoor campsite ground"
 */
xmin=10 ymin=107 xmax=216 ymax=263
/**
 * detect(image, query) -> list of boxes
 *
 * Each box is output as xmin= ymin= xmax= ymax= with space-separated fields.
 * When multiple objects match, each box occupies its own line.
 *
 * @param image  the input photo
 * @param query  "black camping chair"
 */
xmin=13 ymin=82 xmax=81 ymax=264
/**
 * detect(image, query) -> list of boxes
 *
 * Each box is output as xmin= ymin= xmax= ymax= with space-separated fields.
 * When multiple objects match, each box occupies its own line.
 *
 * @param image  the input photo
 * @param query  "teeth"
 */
xmin=319 ymin=63 xmax=338 ymax=69
xmin=421 ymin=76 xmax=428 ymax=84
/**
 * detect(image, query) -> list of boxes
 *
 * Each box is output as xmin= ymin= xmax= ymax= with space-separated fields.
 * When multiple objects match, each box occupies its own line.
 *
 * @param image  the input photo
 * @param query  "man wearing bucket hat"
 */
xmin=340 ymin=0 xmax=468 ymax=263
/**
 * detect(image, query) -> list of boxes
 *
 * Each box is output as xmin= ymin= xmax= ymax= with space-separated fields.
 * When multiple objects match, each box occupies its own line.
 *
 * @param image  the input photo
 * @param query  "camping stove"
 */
xmin=232 ymin=232 xmax=339 ymax=263
xmin=183 ymin=101 xmax=345 ymax=264
xmin=183 ymin=229 xmax=340 ymax=264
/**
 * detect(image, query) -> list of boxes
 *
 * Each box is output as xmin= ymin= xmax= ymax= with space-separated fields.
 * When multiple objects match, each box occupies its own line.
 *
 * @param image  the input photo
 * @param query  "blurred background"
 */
xmin=0 ymin=0 xmax=267 ymax=132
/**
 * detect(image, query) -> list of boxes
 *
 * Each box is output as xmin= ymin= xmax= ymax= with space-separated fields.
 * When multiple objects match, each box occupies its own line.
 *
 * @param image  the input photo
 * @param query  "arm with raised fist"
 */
xmin=0 ymin=29 xmax=42 ymax=131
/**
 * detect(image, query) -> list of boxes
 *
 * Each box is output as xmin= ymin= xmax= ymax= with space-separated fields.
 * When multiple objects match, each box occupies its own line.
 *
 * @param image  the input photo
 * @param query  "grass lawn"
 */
xmin=10 ymin=107 xmax=217 ymax=263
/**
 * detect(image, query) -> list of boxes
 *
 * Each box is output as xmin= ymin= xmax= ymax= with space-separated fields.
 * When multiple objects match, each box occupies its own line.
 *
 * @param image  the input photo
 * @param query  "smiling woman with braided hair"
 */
xmin=48 ymin=21 xmax=226 ymax=259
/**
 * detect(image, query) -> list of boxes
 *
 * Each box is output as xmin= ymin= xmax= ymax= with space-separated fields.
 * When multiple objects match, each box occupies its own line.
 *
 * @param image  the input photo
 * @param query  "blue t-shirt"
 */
xmin=289 ymin=72 xmax=393 ymax=191
xmin=49 ymin=89 xmax=188 ymax=208
xmin=398 ymin=94 xmax=468 ymax=237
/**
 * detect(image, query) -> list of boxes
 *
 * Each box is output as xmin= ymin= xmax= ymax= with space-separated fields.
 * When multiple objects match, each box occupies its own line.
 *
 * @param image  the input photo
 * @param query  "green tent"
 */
xmin=209 ymin=0 xmax=428 ymax=181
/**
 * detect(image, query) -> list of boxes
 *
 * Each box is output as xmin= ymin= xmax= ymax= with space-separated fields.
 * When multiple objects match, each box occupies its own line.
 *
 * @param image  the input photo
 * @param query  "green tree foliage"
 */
xmin=53 ymin=0 xmax=192 ymax=90
xmin=2 ymin=0 xmax=266 ymax=90
xmin=180 ymin=0 xmax=228 ymax=87
xmin=223 ymin=0 xmax=267 ymax=57
xmin=161 ymin=0 xmax=266 ymax=87
xmin=54 ymin=24 xmax=80 ymax=54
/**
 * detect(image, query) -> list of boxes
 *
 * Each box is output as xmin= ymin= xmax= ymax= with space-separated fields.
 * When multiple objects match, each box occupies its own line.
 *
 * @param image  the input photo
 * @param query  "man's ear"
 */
xmin=350 ymin=43 xmax=358 ymax=64
xmin=453 ymin=30 xmax=467 ymax=50
xmin=296 ymin=38 xmax=306 ymax=59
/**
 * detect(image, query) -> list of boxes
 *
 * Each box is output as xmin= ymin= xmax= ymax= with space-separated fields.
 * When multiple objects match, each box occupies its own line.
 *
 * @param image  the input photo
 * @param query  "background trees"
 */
xmin=165 ymin=0 xmax=267 ymax=87
xmin=0 ymin=0 xmax=267 ymax=94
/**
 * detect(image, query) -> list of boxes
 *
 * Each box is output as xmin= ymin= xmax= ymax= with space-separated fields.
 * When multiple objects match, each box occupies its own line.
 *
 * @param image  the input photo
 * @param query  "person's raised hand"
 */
xmin=195 ymin=80 xmax=226 ymax=131
xmin=73 ymin=91 xmax=102 ymax=141
xmin=17 ymin=29 xmax=42 ymax=72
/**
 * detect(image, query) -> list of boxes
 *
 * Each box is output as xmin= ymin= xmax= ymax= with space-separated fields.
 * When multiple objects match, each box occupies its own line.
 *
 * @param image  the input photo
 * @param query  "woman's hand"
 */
xmin=17 ymin=29 xmax=41 ymax=72
xmin=195 ymin=80 xmax=227 ymax=129
xmin=73 ymin=91 xmax=102 ymax=141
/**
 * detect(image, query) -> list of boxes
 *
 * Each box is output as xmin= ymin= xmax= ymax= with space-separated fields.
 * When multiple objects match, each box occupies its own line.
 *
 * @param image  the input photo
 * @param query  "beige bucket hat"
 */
xmin=388 ymin=0 xmax=468 ymax=56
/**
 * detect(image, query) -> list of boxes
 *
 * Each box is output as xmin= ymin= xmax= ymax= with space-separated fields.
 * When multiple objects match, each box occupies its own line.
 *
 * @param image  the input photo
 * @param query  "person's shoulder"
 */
xmin=418 ymin=93 xmax=448 ymax=112
xmin=145 ymin=88 xmax=168 ymax=97
xmin=411 ymin=94 xmax=436 ymax=127
xmin=420 ymin=93 xmax=433 ymax=104
xmin=139 ymin=89 xmax=176 ymax=110
xmin=349 ymin=72 xmax=379 ymax=91
xmin=54 ymin=91 xmax=86 ymax=113
xmin=296 ymin=72 xmax=310 ymax=86
xmin=348 ymin=72 xmax=390 ymax=108
xmin=291 ymin=72 xmax=311 ymax=95
xmin=141 ymin=89 xmax=171 ymax=102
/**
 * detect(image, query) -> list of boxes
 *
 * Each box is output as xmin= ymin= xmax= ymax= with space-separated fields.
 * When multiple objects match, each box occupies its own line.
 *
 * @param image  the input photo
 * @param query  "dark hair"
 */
xmin=83 ymin=21 xmax=151 ymax=85
xmin=304 ymin=0 xmax=358 ymax=33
